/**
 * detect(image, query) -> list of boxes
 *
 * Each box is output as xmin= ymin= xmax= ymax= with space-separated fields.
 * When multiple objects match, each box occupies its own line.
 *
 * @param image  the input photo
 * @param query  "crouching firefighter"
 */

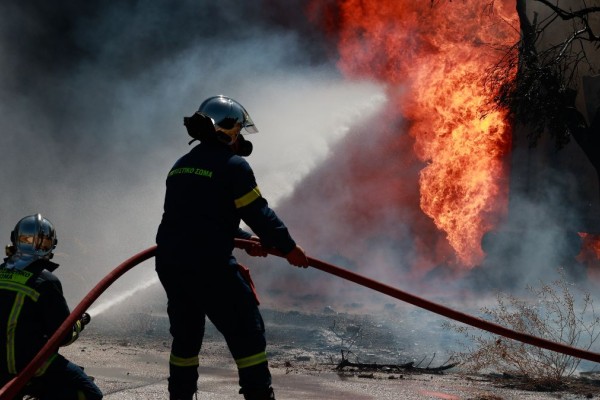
xmin=0 ymin=214 xmax=102 ymax=400
xmin=155 ymin=95 xmax=309 ymax=400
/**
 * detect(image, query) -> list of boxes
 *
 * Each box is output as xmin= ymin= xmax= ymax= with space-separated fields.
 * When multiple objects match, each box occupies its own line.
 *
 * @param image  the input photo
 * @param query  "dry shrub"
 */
xmin=447 ymin=270 xmax=600 ymax=383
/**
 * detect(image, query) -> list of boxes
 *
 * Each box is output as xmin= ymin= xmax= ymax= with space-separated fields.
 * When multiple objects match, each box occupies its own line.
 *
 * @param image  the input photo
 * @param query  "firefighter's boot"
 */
xmin=240 ymin=386 xmax=276 ymax=400
xmin=170 ymin=392 xmax=196 ymax=400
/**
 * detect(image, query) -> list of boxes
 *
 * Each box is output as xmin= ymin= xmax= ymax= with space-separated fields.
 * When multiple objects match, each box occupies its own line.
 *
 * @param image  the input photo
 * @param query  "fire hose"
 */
xmin=1 ymin=240 xmax=599 ymax=399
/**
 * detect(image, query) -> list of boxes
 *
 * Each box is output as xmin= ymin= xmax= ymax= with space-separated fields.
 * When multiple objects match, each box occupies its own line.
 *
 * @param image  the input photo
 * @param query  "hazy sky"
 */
xmin=0 ymin=1 xmax=385 ymax=303
xmin=3 ymin=1 xmax=597 ymax=318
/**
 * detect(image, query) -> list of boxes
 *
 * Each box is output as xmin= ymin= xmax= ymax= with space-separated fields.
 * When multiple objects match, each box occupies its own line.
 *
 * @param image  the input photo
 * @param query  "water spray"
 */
xmin=87 ymin=275 xmax=159 ymax=317
xmin=2 ymin=241 xmax=600 ymax=399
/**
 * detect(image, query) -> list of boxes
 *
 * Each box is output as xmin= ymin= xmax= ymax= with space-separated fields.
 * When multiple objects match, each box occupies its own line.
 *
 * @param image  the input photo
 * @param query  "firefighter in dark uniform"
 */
xmin=0 ymin=213 xmax=102 ymax=400
xmin=156 ymin=95 xmax=309 ymax=400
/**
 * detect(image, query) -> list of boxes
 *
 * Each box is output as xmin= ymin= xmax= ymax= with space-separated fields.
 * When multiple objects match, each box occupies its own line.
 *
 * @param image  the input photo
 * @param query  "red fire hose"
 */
xmin=233 ymin=239 xmax=600 ymax=364
xmin=1 ymin=241 xmax=599 ymax=399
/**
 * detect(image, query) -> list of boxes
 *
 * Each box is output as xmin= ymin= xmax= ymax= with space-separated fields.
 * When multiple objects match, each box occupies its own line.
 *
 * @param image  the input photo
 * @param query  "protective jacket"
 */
xmin=0 ymin=259 xmax=84 ymax=379
xmin=156 ymin=140 xmax=296 ymax=268
xmin=155 ymin=139 xmax=297 ymax=398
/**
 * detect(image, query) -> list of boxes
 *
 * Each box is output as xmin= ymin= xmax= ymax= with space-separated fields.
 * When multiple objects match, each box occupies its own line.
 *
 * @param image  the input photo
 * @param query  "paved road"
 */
xmin=97 ymin=366 xmax=566 ymax=400
xmin=59 ymin=338 xmax=584 ymax=400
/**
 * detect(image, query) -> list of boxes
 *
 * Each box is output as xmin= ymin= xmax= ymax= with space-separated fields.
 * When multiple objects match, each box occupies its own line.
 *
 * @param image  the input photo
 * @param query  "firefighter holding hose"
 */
xmin=155 ymin=95 xmax=309 ymax=400
xmin=0 ymin=214 xmax=102 ymax=399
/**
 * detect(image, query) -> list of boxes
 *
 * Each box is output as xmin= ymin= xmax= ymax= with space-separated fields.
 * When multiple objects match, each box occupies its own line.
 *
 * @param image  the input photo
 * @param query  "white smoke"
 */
xmin=0 ymin=1 xmax=384 ymax=308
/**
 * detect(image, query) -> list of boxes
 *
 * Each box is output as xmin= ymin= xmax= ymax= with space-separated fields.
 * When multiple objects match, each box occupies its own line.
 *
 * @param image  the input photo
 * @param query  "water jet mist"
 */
xmin=87 ymin=276 xmax=159 ymax=317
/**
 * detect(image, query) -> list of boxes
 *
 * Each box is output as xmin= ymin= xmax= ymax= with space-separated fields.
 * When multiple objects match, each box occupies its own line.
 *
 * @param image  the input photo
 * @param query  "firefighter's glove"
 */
xmin=285 ymin=245 xmax=309 ymax=268
xmin=184 ymin=112 xmax=216 ymax=144
xmin=80 ymin=313 xmax=91 ymax=326
xmin=245 ymin=237 xmax=268 ymax=258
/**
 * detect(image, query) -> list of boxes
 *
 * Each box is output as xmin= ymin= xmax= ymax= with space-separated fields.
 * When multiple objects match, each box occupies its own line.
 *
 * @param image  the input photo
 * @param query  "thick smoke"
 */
xmin=247 ymin=0 xmax=600 ymax=314
xmin=3 ymin=1 xmax=598 ymax=338
xmin=4 ymin=2 xmax=600 ymax=374
xmin=0 ymin=0 xmax=384 ymax=305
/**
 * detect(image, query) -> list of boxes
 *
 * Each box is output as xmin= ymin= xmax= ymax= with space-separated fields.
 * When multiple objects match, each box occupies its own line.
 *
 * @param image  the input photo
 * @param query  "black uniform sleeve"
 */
xmin=230 ymin=158 xmax=297 ymax=255
xmin=239 ymin=198 xmax=296 ymax=254
xmin=235 ymin=227 xmax=254 ymax=239
xmin=38 ymin=271 xmax=83 ymax=346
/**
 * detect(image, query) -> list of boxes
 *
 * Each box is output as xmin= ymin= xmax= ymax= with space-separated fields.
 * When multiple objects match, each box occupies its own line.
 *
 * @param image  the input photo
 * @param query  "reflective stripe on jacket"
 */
xmin=156 ymin=141 xmax=296 ymax=267
xmin=0 ymin=260 xmax=81 ymax=377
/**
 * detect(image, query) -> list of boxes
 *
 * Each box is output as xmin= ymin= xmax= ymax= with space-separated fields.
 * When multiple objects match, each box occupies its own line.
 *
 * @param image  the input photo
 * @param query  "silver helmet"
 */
xmin=198 ymin=95 xmax=258 ymax=145
xmin=5 ymin=214 xmax=57 ymax=270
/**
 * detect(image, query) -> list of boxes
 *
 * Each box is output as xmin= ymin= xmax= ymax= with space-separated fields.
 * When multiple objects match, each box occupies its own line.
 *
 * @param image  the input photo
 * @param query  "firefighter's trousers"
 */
xmin=156 ymin=260 xmax=271 ymax=398
xmin=5 ymin=354 xmax=103 ymax=400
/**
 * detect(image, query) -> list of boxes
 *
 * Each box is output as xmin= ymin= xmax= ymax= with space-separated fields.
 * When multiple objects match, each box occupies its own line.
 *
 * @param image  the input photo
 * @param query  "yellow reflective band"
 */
xmin=235 ymin=351 xmax=267 ymax=369
xmin=0 ymin=282 xmax=40 ymax=301
xmin=63 ymin=320 xmax=83 ymax=346
xmin=6 ymin=293 xmax=26 ymax=374
xmin=169 ymin=353 xmax=199 ymax=367
xmin=234 ymin=187 xmax=261 ymax=208
xmin=34 ymin=353 xmax=58 ymax=377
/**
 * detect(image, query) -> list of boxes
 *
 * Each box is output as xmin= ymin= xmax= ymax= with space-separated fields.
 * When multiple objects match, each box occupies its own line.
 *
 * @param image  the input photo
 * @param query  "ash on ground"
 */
xmin=76 ymin=288 xmax=600 ymax=399
xmin=88 ymin=293 xmax=459 ymax=373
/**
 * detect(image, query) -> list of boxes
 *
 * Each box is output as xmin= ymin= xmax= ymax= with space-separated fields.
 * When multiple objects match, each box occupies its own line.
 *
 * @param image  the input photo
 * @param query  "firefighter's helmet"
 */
xmin=10 ymin=214 xmax=57 ymax=258
xmin=198 ymin=95 xmax=258 ymax=145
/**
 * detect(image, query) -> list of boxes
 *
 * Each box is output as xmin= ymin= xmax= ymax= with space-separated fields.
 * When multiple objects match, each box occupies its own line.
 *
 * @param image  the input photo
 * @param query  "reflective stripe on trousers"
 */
xmin=170 ymin=353 xmax=200 ymax=368
xmin=235 ymin=351 xmax=267 ymax=369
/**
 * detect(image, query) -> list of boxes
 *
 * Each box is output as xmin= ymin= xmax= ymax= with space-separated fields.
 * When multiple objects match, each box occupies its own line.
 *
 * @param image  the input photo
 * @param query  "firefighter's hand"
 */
xmin=245 ymin=236 xmax=268 ymax=257
xmin=285 ymin=245 xmax=309 ymax=268
xmin=81 ymin=313 xmax=91 ymax=326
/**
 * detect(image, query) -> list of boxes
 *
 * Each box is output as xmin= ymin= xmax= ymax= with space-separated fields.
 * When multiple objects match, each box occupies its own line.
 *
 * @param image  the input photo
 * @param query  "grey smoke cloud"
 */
xmin=0 ymin=1 xmax=386 ymax=306
xmin=3 ymin=1 xmax=597 ymax=328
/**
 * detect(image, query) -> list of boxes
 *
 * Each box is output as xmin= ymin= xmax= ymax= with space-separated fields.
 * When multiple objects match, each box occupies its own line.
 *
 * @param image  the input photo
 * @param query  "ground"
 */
xmin=51 ymin=306 xmax=600 ymax=399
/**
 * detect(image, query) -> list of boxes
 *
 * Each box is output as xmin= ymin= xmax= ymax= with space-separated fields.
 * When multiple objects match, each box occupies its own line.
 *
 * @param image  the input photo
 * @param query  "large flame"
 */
xmin=307 ymin=1 xmax=519 ymax=267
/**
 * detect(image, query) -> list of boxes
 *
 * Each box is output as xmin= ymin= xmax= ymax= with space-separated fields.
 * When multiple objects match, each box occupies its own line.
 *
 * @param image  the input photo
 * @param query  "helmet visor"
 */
xmin=242 ymin=114 xmax=258 ymax=134
xmin=198 ymin=95 xmax=259 ymax=134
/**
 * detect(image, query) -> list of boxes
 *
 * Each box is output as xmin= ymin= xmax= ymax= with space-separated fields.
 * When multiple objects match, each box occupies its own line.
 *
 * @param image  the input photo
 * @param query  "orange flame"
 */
xmin=308 ymin=1 xmax=519 ymax=267
xmin=577 ymin=233 xmax=600 ymax=280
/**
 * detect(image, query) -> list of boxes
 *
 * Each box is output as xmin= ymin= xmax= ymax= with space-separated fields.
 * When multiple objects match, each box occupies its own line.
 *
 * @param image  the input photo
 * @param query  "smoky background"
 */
xmin=2 ymin=0 xmax=599 ymax=371
xmin=0 ymin=0 xmax=385 ymax=305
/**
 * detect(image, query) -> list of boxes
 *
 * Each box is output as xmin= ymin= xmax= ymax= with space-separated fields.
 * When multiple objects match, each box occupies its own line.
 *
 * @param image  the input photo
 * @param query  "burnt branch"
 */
xmin=488 ymin=0 xmax=600 ymax=150
xmin=536 ymin=0 xmax=600 ymax=25
xmin=336 ymin=357 xmax=457 ymax=374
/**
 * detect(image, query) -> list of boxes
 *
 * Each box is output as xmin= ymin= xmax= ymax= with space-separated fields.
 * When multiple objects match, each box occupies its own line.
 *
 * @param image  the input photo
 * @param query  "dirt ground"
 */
xmin=53 ymin=306 xmax=600 ymax=400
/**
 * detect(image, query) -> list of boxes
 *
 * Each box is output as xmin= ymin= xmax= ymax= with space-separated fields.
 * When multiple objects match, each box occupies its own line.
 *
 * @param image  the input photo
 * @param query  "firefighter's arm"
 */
xmin=232 ymin=158 xmax=307 ymax=266
xmin=283 ymin=245 xmax=309 ymax=268
xmin=238 ymin=198 xmax=294 ymax=252
xmin=39 ymin=276 xmax=89 ymax=347
xmin=238 ymin=200 xmax=308 ymax=266
xmin=61 ymin=313 xmax=91 ymax=345
xmin=244 ymin=237 xmax=269 ymax=257
xmin=235 ymin=227 xmax=267 ymax=256
xmin=235 ymin=227 xmax=253 ymax=239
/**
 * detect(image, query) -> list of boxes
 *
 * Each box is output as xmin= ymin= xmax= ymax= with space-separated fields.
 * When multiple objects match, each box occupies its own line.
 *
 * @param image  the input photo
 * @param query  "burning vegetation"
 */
xmin=275 ymin=0 xmax=600 ymax=289
xmin=302 ymin=0 xmax=518 ymax=269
